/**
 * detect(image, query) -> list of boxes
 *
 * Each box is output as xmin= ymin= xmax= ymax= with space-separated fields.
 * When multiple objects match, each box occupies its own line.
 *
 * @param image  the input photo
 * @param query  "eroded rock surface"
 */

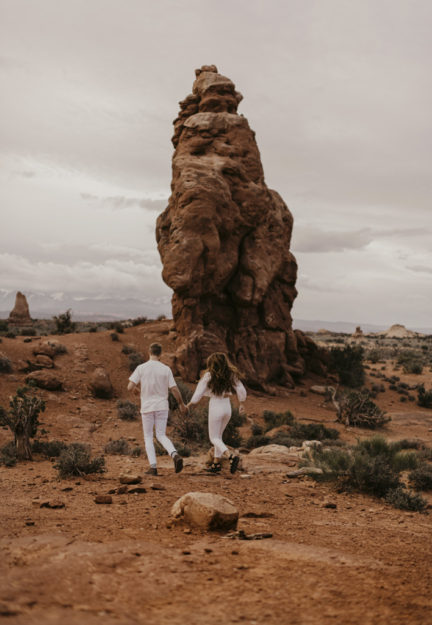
xmin=157 ymin=66 xmax=325 ymax=389
xmin=171 ymin=491 xmax=239 ymax=530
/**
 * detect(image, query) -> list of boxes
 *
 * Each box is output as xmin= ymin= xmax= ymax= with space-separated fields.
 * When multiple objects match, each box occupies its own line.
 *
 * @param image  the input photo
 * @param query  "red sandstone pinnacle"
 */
xmin=8 ymin=291 xmax=32 ymax=327
xmin=156 ymin=66 xmax=326 ymax=389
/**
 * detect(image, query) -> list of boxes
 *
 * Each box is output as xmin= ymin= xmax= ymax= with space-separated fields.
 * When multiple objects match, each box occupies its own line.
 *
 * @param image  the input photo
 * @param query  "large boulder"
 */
xmin=156 ymin=65 xmax=326 ymax=389
xmin=171 ymin=491 xmax=239 ymax=530
xmin=26 ymin=370 xmax=63 ymax=391
xmin=89 ymin=367 xmax=114 ymax=399
xmin=8 ymin=292 xmax=32 ymax=327
xmin=248 ymin=444 xmax=302 ymax=464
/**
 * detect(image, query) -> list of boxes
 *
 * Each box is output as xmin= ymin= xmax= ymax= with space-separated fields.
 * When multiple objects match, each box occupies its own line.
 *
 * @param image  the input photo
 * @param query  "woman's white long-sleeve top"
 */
xmin=189 ymin=371 xmax=247 ymax=404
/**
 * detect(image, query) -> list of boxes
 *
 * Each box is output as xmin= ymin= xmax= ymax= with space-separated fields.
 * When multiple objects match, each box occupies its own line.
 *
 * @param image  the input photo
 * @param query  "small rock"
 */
xmin=286 ymin=467 xmax=324 ymax=478
xmin=150 ymin=483 xmax=165 ymax=491
xmin=94 ymin=495 xmax=113 ymax=504
xmin=324 ymin=502 xmax=337 ymax=509
xmin=89 ymin=367 xmax=113 ymax=399
xmin=117 ymin=485 xmax=129 ymax=494
xmin=40 ymin=500 xmax=65 ymax=509
xmin=25 ymin=521 xmax=35 ymax=526
xmin=128 ymin=487 xmax=147 ymax=494
xmin=171 ymin=492 xmax=239 ymax=531
xmin=119 ymin=474 xmax=142 ymax=485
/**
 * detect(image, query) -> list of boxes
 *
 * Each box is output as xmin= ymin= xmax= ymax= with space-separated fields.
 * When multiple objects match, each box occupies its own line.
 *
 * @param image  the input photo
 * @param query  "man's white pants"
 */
xmin=141 ymin=410 xmax=176 ymax=466
xmin=208 ymin=397 xmax=231 ymax=458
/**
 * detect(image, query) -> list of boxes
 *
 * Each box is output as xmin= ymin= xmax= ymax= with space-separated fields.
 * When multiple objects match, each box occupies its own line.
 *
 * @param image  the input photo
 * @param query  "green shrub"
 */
xmin=117 ymin=400 xmax=139 ymax=421
xmin=53 ymin=309 xmax=76 ymax=334
xmin=337 ymin=389 xmax=390 ymax=428
xmin=104 ymin=438 xmax=130 ymax=455
xmin=409 ymin=464 xmax=432 ymax=491
xmin=0 ymin=354 xmax=12 ymax=373
xmin=6 ymin=331 xmax=16 ymax=339
xmin=131 ymin=317 xmax=147 ymax=326
xmin=403 ymin=360 xmax=423 ymax=374
xmin=121 ymin=344 xmax=136 ymax=355
xmin=0 ymin=320 xmax=8 ymax=332
xmin=385 ymin=487 xmax=427 ymax=512
xmin=417 ymin=384 xmax=432 ymax=409
xmin=391 ymin=451 xmax=419 ymax=472
xmin=128 ymin=352 xmax=145 ymax=371
xmin=290 ymin=422 xmax=339 ymax=442
xmin=113 ymin=323 xmax=124 ymax=334
xmin=130 ymin=446 xmax=143 ymax=457
xmin=270 ymin=432 xmax=297 ymax=448
xmin=156 ymin=314 xmax=166 ymax=321
xmin=32 ymin=439 xmax=67 ymax=457
xmin=251 ymin=424 xmax=263 ymax=436
xmin=0 ymin=441 xmax=17 ymax=466
xmin=347 ymin=453 xmax=400 ymax=497
xmin=110 ymin=332 xmax=119 ymax=341
xmin=303 ymin=447 xmax=352 ymax=480
xmin=263 ymin=410 xmax=294 ymax=432
xmin=329 ymin=345 xmax=365 ymax=388
xmin=0 ymin=385 xmax=46 ymax=460
xmin=245 ymin=434 xmax=270 ymax=449
xmin=172 ymin=405 xmax=207 ymax=444
xmin=55 ymin=443 xmax=105 ymax=478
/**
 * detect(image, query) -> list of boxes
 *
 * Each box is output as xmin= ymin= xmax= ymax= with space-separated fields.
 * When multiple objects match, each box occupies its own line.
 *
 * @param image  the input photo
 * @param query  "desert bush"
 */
xmin=176 ymin=444 xmax=191 ymax=457
xmin=0 ymin=320 xmax=8 ymax=332
xmin=156 ymin=314 xmax=166 ymax=321
xmin=417 ymin=384 xmax=432 ymax=409
xmin=130 ymin=446 xmax=143 ymax=457
xmin=403 ymin=360 xmax=423 ymax=374
xmin=0 ymin=385 xmax=46 ymax=460
xmin=409 ymin=464 xmax=432 ymax=491
xmin=121 ymin=344 xmax=136 ymax=355
xmin=117 ymin=399 xmax=139 ymax=421
xmin=169 ymin=378 xmax=192 ymax=410
xmin=0 ymin=441 xmax=17 ymax=466
xmin=303 ymin=446 xmax=352 ymax=480
xmin=245 ymin=434 xmax=270 ymax=449
xmin=32 ymin=439 xmax=67 ymax=458
xmin=55 ymin=443 xmax=105 ymax=478
xmin=0 ymin=354 xmax=12 ymax=373
xmin=104 ymin=438 xmax=130 ymax=455
xmin=110 ymin=332 xmax=119 ymax=341
xmin=337 ymin=389 xmax=390 ymax=429
xmin=5 ymin=331 xmax=16 ymax=339
xmin=113 ymin=323 xmax=124 ymax=333
xmin=131 ymin=316 xmax=147 ymax=326
xmin=385 ymin=487 xmax=427 ymax=512
xmin=53 ymin=309 xmax=76 ymax=334
xmin=251 ymin=423 xmax=263 ymax=436
xmin=329 ymin=345 xmax=365 ymax=388
xmin=270 ymin=432 xmax=297 ymax=447
xmin=172 ymin=405 xmax=207 ymax=444
xmin=290 ymin=421 xmax=339 ymax=442
xmin=263 ymin=410 xmax=294 ymax=432
xmin=391 ymin=451 xmax=419 ymax=472
xmin=346 ymin=453 xmax=400 ymax=497
xmin=128 ymin=352 xmax=145 ymax=371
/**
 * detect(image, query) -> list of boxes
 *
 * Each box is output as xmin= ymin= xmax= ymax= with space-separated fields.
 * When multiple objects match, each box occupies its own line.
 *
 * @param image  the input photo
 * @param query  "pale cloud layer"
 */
xmin=0 ymin=0 xmax=431 ymax=328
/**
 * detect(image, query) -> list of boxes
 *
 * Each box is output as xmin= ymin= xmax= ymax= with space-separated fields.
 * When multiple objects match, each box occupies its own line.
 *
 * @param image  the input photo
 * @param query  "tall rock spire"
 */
xmin=157 ymin=65 xmax=321 ymax=390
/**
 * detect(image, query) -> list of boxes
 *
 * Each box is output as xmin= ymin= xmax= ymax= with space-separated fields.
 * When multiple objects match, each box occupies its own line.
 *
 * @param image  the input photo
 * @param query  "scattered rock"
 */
xmin=128 ymin=487 xmax=147 ymax=494
xmin=150 ymin=483 xmax=166 ymax=491
xmin=286 ymin=467 xmax=324 ymax=478
xmin=89 ymin=367 xmax=114 ymax=399
xmin=26 ymin=370 xmax=63 ymax=391
xmin=117 ymin=485 xmax=129 ymax=494
xmin=324 ymin=502 xmax=337 ymax=509
xmin=119 ymin=474 xmax=142 ymax=485
xmin=171 ymin=492 xmax=239 ymax=530
xmin=226 ymin=529 xmax=273 ymax=540
xmin=248 ymin=444 xmax=302 ymax=464
xmin=40 ymin=500 xmax=65 ymax=509
xmin=94 ymin=495 xmax=113 ymax=504
xmin=34 ymin=354 xmax=54 ymax=369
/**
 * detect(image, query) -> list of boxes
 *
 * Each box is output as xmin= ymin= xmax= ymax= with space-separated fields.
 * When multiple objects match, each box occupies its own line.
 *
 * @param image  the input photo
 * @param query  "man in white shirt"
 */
xmin=128 ymin=342 xmax=187 ymax=476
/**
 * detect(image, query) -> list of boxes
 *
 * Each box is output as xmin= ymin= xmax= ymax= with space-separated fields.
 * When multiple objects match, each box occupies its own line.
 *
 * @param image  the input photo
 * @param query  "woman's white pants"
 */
xmin=208 ymin=397 xmax=232 ymax=458
xmin=141 ymin=410 xmax=176 ymax=466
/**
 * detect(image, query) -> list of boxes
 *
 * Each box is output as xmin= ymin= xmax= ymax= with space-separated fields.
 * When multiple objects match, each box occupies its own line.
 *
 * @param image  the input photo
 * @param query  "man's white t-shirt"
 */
xmin=129 ymin=359 xmax=176 ymax=413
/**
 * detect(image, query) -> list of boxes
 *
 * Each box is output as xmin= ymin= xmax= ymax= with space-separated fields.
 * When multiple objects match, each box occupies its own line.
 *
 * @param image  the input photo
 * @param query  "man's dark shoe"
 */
xmin=146 ymin=467 xmax=158 ymax=476
xmin=173 ymin=453 xmax=183 ymax=473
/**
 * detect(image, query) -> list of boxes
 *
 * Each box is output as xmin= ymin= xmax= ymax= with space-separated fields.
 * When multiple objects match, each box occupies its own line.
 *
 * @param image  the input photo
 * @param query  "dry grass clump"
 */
xmin=55 ymin=443 xmax=105 ymax=478
xmin=117 ymin=400 xmax=139 ymax=421
xmin=336 ymin=389 xmax=390 ymax=429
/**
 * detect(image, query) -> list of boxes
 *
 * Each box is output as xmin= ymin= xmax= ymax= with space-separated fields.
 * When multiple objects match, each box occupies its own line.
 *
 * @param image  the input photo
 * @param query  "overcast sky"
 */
xmin=1 ymin=0 xmax=431 ymax=328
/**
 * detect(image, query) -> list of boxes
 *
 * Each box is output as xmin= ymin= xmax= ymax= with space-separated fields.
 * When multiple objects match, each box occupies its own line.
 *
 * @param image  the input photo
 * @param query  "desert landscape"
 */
xmin=1 ymin=310 xmax=432 ymax=625
xmin=2 ymin=4 xmax=432 ymax=625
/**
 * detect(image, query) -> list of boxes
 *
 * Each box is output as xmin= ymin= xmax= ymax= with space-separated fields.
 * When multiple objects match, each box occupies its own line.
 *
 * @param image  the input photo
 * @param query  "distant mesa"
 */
xmin=156 ymin=65 xmax=326 ymax=389
xmin=380 ymin=324 xmax=419 ymax=339
xmin=8 ymin=291 xmax=32 ymax=327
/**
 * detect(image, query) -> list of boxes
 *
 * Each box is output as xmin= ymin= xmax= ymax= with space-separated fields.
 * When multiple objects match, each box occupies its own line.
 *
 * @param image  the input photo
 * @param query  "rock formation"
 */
xmin=157 ymin=65 xmax=325 ymax=389
xmin=8 ymin=292 xmax=32 ymax=327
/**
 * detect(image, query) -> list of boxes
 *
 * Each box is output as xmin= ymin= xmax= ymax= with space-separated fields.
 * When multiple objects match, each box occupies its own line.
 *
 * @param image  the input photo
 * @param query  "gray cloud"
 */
xmin=407 ymin=265 xmax=432 ymax=274
xmin=293 ymin=227 xmax=373 ymax=253
xmin=81 ymin=193 xmax=167 ymax=211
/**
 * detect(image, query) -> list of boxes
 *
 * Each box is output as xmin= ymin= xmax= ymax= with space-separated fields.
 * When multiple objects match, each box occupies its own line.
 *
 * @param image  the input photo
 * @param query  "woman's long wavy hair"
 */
xmin=206 ymin=352 xmax=241 ymax=396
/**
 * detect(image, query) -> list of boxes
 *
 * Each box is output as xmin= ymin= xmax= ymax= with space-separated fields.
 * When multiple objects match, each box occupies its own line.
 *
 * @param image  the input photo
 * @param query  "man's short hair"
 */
xmin=149 ymin=343 xmax=162 ymax=356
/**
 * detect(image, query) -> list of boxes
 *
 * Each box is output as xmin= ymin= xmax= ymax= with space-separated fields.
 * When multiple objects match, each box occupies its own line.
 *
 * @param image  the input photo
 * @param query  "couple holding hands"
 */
xmin=128 ymin=343 xmax=246 ymax=476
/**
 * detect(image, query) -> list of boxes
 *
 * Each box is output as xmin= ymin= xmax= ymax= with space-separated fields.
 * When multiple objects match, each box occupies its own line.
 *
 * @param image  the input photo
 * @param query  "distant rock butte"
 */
xmin=8 ymin=292 xmax=32 ymax=326
xmin=156 ymin=65 xmax=326 ymax=389
xmin=381 ymin=324 xmax=419 ymax=339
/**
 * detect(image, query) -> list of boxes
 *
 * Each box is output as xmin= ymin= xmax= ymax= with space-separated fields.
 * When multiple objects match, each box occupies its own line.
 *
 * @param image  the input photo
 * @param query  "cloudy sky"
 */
xmin=1 ymin=0 xmax=431 ymax=329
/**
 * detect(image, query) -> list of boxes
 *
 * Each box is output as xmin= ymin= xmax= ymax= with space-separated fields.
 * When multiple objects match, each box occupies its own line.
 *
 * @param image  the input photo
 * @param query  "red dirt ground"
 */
xmin=1 ymin=321 xmax=431 ymax=625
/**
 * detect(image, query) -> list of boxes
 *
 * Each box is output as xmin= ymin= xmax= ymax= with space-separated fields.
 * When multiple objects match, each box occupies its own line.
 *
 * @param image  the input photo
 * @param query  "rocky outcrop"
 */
xmin=89 ymin=367 xmax=114 ymax=399
xmin=26 ymin=370 xmax=63 ymax=391
xmin=157 ymin=65 xmax=325 ymax=389
xmin=8 ymin=292 xmax=32 ymax=327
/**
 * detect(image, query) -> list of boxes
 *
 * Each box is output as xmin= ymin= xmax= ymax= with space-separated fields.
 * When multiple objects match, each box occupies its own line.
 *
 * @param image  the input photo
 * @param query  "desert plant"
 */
xmin=121 ymin=344 xmax=136 ymax=355
xmin=329 ymin=344 xmax=365 ymax=388
xmin=110 ymin=332 xmax=119 ymax=341
xmin=0 ymin=353 xmax=12 ymax=373
xmin=409 ymin=464 xmax=432 ymax=491
xmin=117 ymin=399 xmax=139 ymax=421
xmin=336 ymin=389 xmax=390 ymax=429
xmin=0 ymin=441 xmax=17 ymax=466
xmin=290 ymin=421 xmax=339 ymax=442
xmin=403 ymin=360 xmax=423 ymax=374
xmin=131 ymin=316 xmax=147 ymax=326
xmin=245 ymin=434 xmax=271 ymax=449
xmin=263 ymin=410 xmax=294 ymax=432
xmin=6 ymin=330 xmax=16 ymax=339
xmin=104 ymin=438 xmax=130 ymax=455
xmin=128 ymin=352 xmax=145 ymax=371
xmin=417 ymin=384 xmax=432 ymax=409
xmin=251 ymin=423 xmax=263 ymax=436
xmin=0 ymin=385 xmax=46 ymax=460
xmin=53 ymin=309 xmax=76 ymax=334
xmin=55 ymin=443 xmax=105 ymax=478
xmin=32 ymin=439 xmax=67 ymax=458
xmin=130 ymin=446 xmax=143 ymax=457
xmin=171 ymin=404 xmax=207 ymax=444
xmin=0 ymin=320 xmax=8 ymax=332
xmin=385 ymin=487 xmax=427 ymax=512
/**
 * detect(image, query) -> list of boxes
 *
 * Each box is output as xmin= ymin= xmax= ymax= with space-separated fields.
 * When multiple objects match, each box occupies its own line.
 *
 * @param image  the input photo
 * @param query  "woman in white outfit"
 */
xmin=187 ymin=352 xmax=247 ymax=474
